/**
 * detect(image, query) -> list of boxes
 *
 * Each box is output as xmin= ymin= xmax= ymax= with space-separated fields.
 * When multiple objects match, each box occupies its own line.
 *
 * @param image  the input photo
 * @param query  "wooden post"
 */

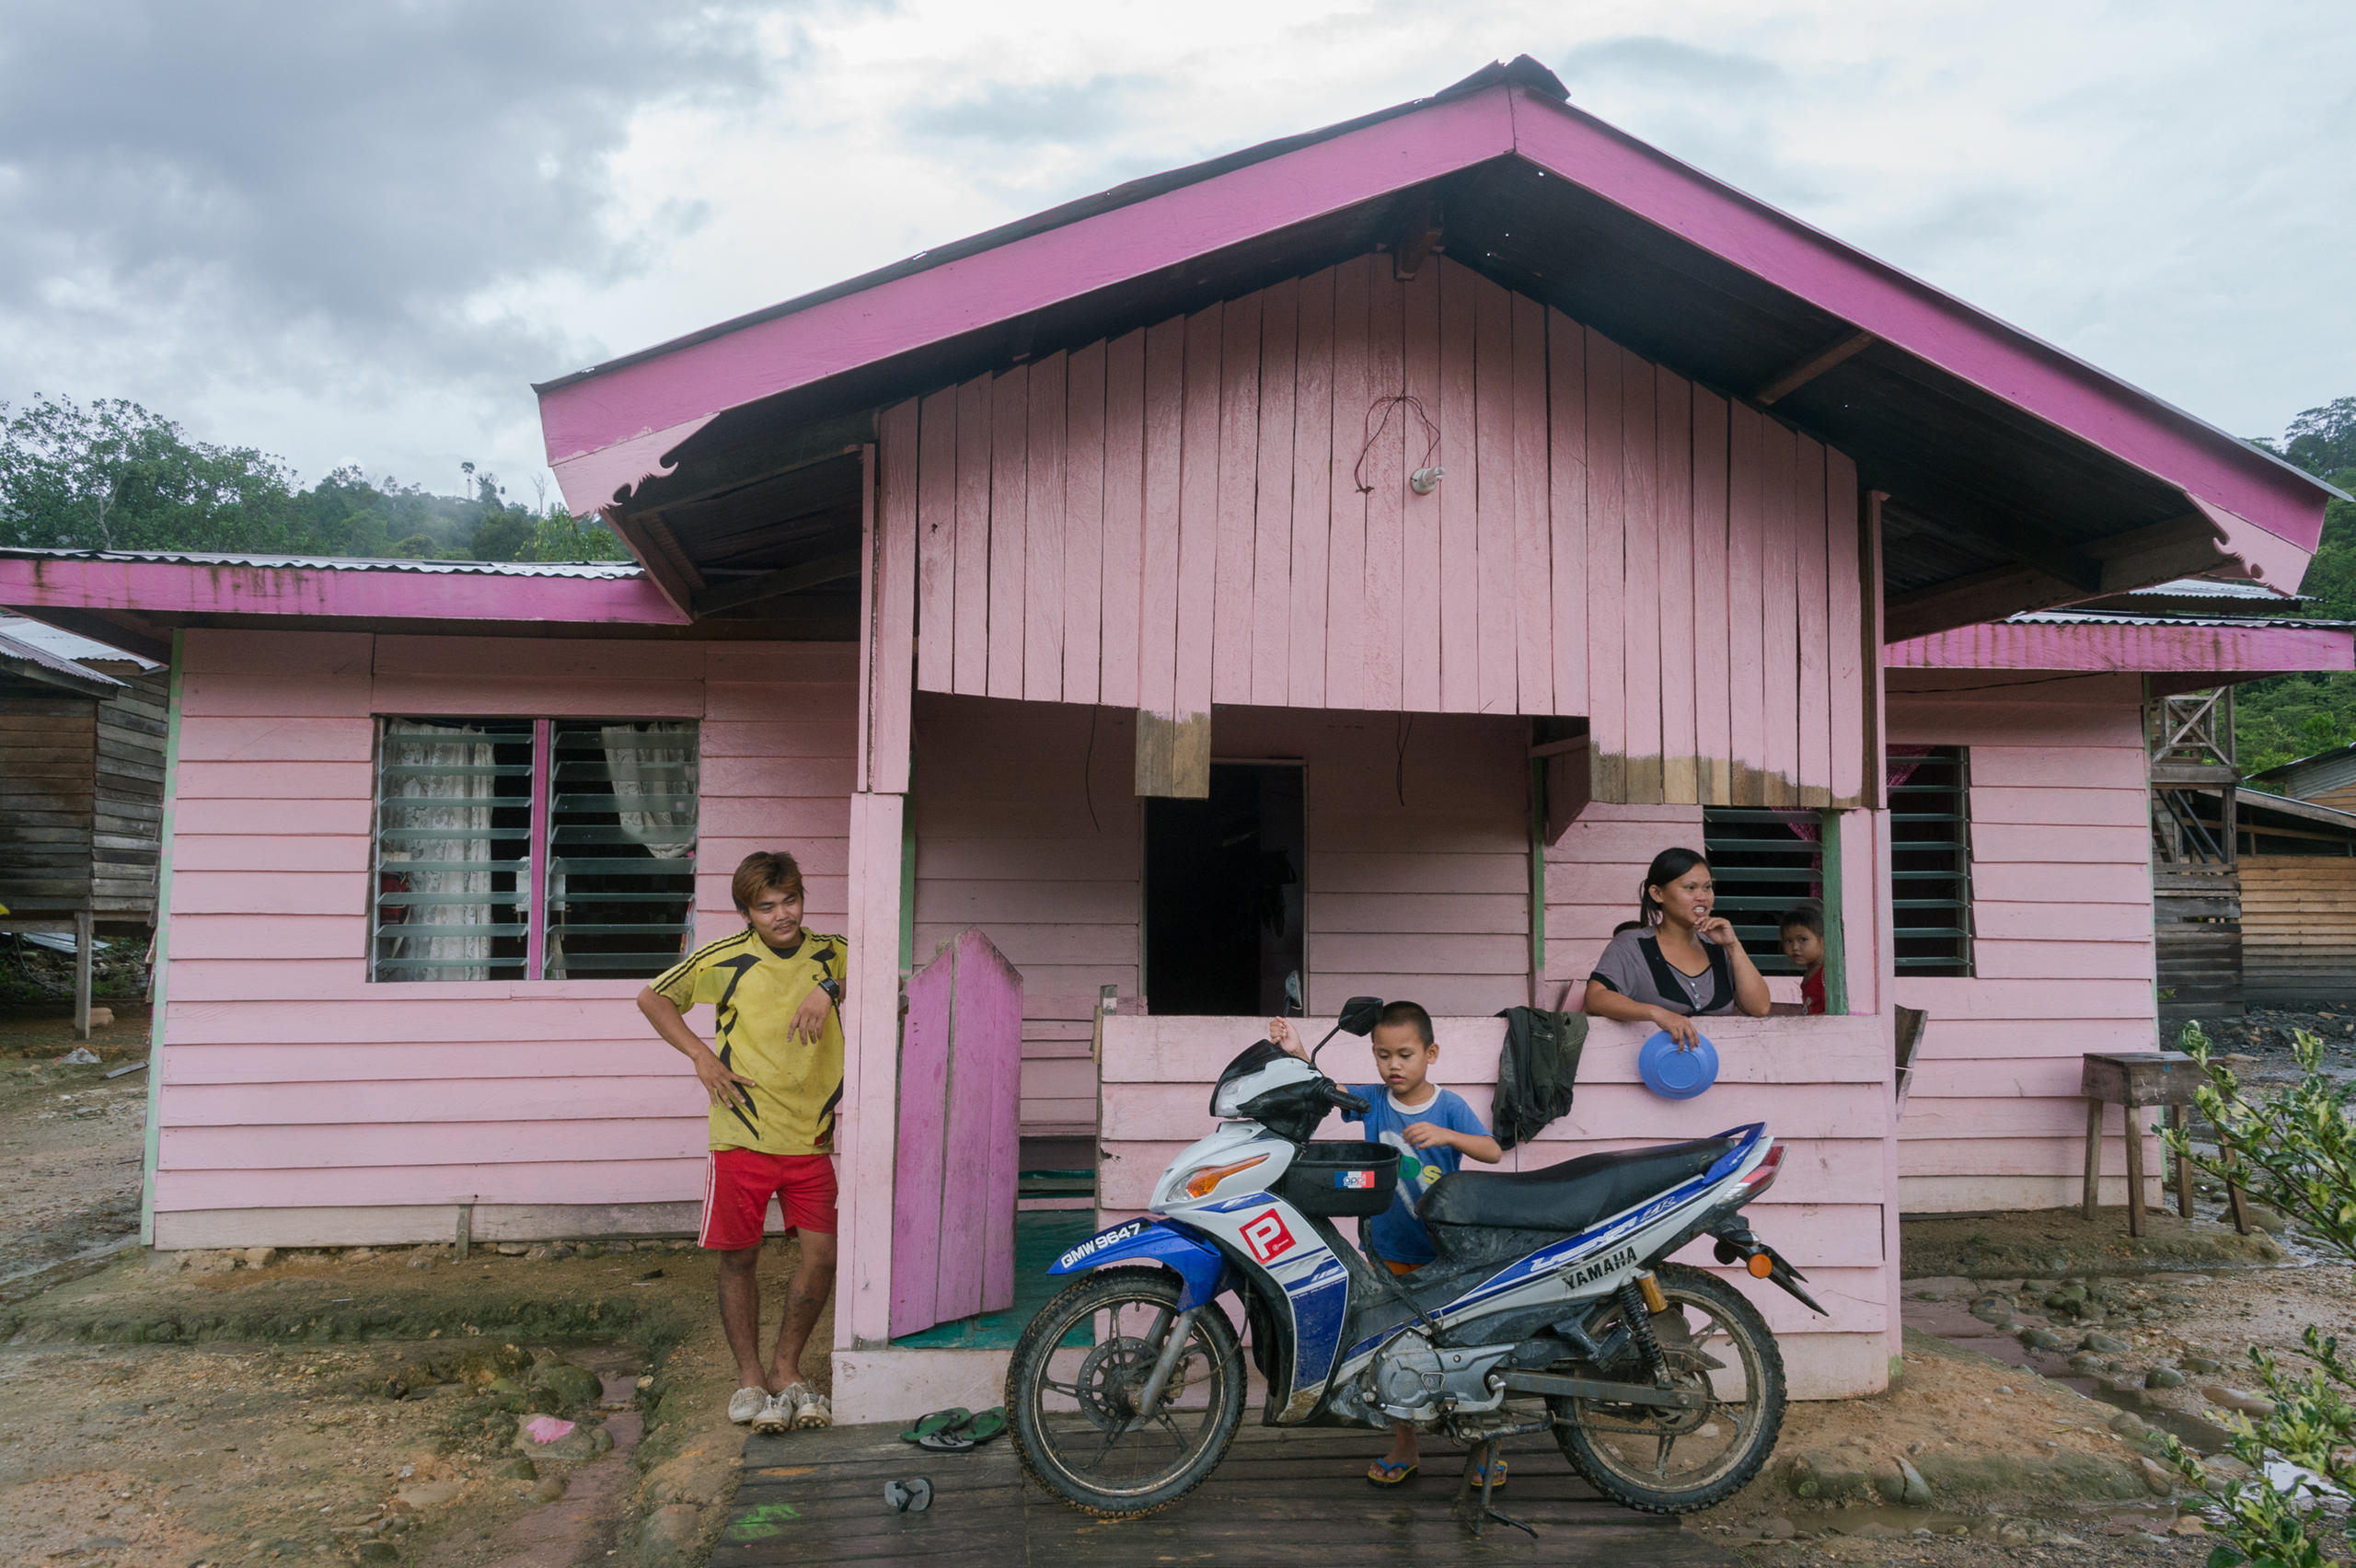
xmin=73 ymin=909 xmax=94 ymax=1042
xmin=2122 ymin=1105 xmax=2146 ymax=1237
xmin=2168 ymin=1103 xmax=2194 ymax=1218
xmin=2082 ymin=1101 xmax=2103 ymax=1221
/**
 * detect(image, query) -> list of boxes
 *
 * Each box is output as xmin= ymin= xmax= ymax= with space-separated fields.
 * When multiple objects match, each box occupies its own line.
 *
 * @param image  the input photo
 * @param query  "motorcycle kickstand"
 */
xmin=1454 ymin=1438 xmax=1537 ymax=1540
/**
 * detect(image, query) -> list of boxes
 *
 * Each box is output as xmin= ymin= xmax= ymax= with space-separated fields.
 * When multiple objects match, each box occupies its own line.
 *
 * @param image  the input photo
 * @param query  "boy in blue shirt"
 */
xmin=1271 ymin=999 xmax=1501 ymax=1486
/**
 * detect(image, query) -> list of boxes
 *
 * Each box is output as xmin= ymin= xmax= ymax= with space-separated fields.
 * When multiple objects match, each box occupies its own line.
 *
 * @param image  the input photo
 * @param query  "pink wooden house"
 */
xmin=5 ymin=59 xmax=2348 ymax=1423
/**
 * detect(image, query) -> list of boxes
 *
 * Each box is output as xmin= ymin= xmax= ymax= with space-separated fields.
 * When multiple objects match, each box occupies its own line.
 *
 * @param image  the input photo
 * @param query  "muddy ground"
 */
xmin=0 ymin=1015 xmax=830 ymax=1568
xmin=4 ymin=1012 xmax=2350 ymax=1568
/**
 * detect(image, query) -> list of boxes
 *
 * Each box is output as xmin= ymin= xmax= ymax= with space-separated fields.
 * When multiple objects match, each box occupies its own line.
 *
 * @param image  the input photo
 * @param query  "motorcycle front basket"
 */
xmin=1274 ymin=1140 xmax=1398 ymax=1217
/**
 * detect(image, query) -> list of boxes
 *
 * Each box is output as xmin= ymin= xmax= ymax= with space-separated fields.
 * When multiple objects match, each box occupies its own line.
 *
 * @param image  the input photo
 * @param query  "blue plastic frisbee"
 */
xmin=1638 ymin=1030 xmax=1719 ymax=1100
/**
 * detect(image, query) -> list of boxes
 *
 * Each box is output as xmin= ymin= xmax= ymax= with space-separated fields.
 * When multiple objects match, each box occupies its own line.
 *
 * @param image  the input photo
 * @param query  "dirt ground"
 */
xmin=4 ymin=1011 xmax=2350 ymax=1568
xmin=0 ymin=1015 xmax=832 ymax=1568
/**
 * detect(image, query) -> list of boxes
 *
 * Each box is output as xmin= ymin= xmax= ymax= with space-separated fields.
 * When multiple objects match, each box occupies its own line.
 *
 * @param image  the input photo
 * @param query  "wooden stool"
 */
xmin=2079 ymin=1052 xmax=2248 ymax=1237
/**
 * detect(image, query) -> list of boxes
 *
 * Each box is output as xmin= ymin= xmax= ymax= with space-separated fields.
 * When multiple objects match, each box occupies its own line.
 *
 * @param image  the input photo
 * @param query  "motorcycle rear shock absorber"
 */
xmin=1618 ymin=1275 xmax=1670 ymax=1386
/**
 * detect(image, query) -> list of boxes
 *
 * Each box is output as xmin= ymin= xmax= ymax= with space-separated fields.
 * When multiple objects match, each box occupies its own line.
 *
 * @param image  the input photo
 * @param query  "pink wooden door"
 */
xmin=889 ymin=927 xmax=1024 ymax=1339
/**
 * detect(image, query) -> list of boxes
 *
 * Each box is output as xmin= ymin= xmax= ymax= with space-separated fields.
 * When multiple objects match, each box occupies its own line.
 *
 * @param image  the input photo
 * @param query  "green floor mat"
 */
xmin=889 ymin=1210 xmax=1101 ymax=1350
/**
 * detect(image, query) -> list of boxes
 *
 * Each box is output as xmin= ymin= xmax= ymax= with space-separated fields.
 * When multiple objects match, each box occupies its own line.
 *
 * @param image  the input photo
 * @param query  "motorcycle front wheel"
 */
xmin=1007 ymin=1265 xmax=1246 ymax=1517
xmin=1548 ymin=1260 xmax=1787 ymax=1513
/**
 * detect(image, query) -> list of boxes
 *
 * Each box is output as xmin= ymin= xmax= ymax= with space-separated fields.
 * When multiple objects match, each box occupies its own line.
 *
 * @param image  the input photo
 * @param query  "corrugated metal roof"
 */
xmin=0 ymin=626 xmax=124 ymax=692
xmin=0 ymin=613 xmax=161 ymax=671
xmin=2247 ymin=743 xmax=2356 ymax=786
xmin=2237 ymin=787 xmax=2356 ymax=836
xmin=2120 ymin=577 xmax=2301 ymax=601
xmin=2009 ymin=609 xmax=2352 ymax=629
xmin=0 ymin=547 xmax=642 ymax=580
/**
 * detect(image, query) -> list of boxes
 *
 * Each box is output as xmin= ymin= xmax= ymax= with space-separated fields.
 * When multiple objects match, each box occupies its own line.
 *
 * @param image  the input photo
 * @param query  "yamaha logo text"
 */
xmin=1565 ymin=1245 xmax=1638 ymax=1288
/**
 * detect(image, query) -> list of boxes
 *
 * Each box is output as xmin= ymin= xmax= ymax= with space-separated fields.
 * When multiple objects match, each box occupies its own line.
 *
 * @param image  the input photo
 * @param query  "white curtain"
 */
xmin=380 ymin=720 xmax=496 ymax=982
xmin=602 ymin=723 xmax=698 ymax=858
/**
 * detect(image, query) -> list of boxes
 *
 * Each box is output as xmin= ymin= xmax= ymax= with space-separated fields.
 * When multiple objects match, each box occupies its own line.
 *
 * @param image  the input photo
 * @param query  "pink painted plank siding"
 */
xmin=1099 ymin=1012 xmax=1895 ymax=1399
xmin=1544 ymin=311 xmax=1588 ymax=716
xmin=911 ymin=696 xmax=1139 ymax=1136
xmin=1888 ymin=673 xmax=2162 ymax=1212
xmin=150 ymin=629 xmax=858 ymax=1240
xmin=908 ymin=698 xmax=1538 ymax=1136
xmin=894 ymin=258 xmax=1866 ymax=805
xmin=1542 ymin=801 xmax=1703 ymax=1000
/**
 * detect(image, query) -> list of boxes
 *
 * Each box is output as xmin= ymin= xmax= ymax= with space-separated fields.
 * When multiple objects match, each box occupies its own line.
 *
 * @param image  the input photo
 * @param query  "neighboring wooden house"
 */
xmin=0 ymin=615 xmax=167 ymax=1034
xmin=3 ymin=58 xmax=2347 ymax=1420
xmin=2235 ymin=744 xmax=2356 ymax=1000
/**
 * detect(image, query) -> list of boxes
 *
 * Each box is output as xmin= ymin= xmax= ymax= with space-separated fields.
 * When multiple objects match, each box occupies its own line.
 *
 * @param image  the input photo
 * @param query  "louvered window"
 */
xmin=372 ymin=718 xmax=699 ymax=982
xmin=544 ymin=721 xmax=699 ymax=979
xmin=1701 ymin=809 xmax=1822 ymax=974
xmin=1890 ymin=744 xmax=1974 ymax=975
xmin=373 ymin=719 xmax=534 ymax=981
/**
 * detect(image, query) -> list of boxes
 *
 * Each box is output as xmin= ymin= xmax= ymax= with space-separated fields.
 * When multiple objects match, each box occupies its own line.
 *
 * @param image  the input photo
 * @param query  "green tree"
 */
xmin=0 ymin=397 xmax=302 ymax=552
xmin=2238 ymin=396 xmax=2356 ymax=774
xmin=2161 ymin=1025 xmax=2356 ymax=1567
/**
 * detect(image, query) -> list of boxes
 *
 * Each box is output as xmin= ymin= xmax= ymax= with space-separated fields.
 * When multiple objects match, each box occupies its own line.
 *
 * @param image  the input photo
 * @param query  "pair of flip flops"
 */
xmin=898 ymin=1406 xmax=1008 ymax=1451
xmin=1366 ymin=1454 xmax=1509 ymax=1489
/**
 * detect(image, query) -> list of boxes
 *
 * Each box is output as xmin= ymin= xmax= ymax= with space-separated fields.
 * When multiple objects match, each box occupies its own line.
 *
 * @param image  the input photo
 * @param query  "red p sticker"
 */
xmin=1240 ymin=1208 xmax=1296 ymax=1263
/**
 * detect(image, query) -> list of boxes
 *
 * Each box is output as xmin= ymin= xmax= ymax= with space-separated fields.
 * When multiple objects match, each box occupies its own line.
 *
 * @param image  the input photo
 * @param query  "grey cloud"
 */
xmin=912 ymin=74 xmax=1163 ymax=146
xmin=0 ymin=0 xmax=812 ymax=427
xmin=1555 ymin=36 xmax=1784 ymax=96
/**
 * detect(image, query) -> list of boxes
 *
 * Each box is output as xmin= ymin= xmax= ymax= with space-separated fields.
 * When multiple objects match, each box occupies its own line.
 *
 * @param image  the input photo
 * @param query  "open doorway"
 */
xmin=1143 ymin=763 xmax=1306 ymax=1016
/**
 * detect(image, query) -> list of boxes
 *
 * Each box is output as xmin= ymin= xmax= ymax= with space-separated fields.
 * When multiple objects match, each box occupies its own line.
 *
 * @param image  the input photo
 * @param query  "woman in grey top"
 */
xmin=1583 ymin=847 xmax=1771 ymax=1046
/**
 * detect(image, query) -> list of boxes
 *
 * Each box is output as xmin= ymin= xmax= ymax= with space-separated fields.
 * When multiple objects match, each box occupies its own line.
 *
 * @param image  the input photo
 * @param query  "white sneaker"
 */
xmin=727 ymin=1386 xmax=768 ymax=1424
xmin=783 ymin=1383 xmax=832 ymax=1429
xmin=751 ymin=1391 xmax=792 ymax=1435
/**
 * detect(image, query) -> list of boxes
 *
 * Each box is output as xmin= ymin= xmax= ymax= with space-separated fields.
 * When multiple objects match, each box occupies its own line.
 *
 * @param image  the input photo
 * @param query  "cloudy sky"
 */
xmin=1 ymin=0 xmax=2348 ymax=508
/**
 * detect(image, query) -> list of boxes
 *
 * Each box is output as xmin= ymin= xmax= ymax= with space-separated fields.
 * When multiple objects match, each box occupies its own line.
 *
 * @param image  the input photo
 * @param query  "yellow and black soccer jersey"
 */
xmin=651 ymin=928 xmax=847 ymax=1156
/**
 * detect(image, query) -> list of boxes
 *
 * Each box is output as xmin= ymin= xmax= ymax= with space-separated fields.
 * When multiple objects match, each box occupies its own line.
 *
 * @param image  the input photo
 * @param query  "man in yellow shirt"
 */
xmin=639 ymin=850 xmax=845 ymax=1435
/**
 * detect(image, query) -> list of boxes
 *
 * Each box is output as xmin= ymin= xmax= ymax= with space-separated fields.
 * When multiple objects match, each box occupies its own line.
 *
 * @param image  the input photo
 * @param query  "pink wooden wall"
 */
xmin=153 ymin=628 xmax=857 ymax=1248
xmin=891 ymin=256 xmax=1867 ymax=808
xmin=1888 ymin=673 xmax=2162 ymax=1212
xmin=908 ymin=694 xmax=1534 ymax=1138
xmin=1098 ymin=1012 xmax=1896 ymax=1400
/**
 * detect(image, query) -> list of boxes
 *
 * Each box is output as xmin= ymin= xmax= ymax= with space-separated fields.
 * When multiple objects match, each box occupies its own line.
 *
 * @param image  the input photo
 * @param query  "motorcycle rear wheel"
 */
xmin=1007 ymin=1265 xmax=1246 ymax=1517
xmin=1549 ymin=1260 xmax=1786 ymax=1513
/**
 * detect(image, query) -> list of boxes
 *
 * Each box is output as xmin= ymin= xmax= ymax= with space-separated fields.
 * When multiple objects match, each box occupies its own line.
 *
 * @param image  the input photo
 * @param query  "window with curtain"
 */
xmin=543 ymin=720 xmax=699 ymax=979
xmin=371 ymin=717 xmax=699 ymax=982
xmin=373 ymin=719 xmax=534 ymax=981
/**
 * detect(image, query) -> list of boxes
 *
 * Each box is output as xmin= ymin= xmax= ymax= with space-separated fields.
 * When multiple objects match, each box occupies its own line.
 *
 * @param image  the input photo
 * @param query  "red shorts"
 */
xmin=699 ymin=1148 xmax=838 ymax=1251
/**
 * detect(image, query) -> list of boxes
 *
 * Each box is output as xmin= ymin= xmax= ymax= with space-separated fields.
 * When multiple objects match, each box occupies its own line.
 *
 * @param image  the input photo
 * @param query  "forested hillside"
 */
xmin=2237 ymin=396 xmax=2356 ymax=774
xmin=0 ymin=395 xmax=625 ymax=563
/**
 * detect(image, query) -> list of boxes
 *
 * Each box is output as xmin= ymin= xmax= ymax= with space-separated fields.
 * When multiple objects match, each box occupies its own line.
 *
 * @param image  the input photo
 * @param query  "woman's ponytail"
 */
xmin=1637 ymin=847 xmax=1709 ymax=928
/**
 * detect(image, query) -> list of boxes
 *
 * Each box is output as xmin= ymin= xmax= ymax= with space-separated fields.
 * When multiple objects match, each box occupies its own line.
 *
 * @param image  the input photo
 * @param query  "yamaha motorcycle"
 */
xmin=1007 ymin=997 xmax=1822 ymax=1519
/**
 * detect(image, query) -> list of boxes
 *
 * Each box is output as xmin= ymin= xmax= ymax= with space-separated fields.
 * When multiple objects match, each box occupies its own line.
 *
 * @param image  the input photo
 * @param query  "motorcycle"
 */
xmin=1006 ymin=996 xmax=1823 ymax=1521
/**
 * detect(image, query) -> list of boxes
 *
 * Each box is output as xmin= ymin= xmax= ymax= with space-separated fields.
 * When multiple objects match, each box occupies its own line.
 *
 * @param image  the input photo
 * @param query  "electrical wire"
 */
xmin=1352 ymin=394 xmax=1441 ymax=495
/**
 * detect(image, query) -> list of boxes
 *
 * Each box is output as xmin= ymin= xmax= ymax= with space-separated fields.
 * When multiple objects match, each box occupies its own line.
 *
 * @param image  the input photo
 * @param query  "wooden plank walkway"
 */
xmin=711 ymin=1421 xmax=1733 ymax=1566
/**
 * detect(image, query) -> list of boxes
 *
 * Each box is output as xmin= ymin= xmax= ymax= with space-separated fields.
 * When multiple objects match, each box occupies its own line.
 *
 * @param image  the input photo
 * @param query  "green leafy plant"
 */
xmin=2160 ymin=1022 xmax=2356 ymax=1567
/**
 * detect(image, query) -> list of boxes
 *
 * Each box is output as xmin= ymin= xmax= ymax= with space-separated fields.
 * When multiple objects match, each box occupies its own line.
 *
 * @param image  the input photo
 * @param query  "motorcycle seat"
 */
xmin=1417 ymin=1136 xmax=1733 ymax=1238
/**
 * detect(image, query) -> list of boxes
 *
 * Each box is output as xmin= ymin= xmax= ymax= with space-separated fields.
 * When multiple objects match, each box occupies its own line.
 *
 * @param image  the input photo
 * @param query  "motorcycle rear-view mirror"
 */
xmin=1336 ymin=996 xmax=1385 ymax=1037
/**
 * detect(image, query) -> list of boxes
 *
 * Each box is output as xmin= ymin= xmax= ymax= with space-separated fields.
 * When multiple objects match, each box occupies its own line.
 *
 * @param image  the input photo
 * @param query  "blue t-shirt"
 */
xmin=1342 ymin=1085 xmax=1489 ymax=1266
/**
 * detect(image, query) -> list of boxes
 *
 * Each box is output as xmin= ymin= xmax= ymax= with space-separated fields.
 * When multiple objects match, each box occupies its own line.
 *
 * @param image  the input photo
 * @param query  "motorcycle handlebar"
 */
xmin=1321 ymin=1081 xmax=1370 ymax=1116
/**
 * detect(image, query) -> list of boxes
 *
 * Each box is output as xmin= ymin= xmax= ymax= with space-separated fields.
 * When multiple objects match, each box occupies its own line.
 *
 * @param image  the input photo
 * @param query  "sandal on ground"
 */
xmin=1470 ymin=1454 xmax=1508 ymax=1490
xmin=917 ymin=1406 xmax=1010 ymax=1451
xmin=900 ymin=1407 xmax=969 ymax=1445
xmin=1367 ymin=1458 xmax=1418 ymax=1486
xmin=783 ymin=1383 xmax=833 ymax=1429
